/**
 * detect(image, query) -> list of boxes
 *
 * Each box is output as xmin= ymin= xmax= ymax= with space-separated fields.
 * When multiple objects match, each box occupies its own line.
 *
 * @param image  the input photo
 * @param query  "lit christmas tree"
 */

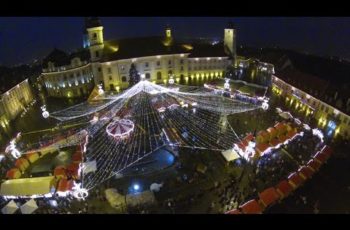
xmin=128 ymin=63 xmax=140 ymax=87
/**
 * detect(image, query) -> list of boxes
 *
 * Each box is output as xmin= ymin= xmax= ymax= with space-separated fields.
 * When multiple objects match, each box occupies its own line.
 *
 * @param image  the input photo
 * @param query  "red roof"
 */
xmin=288 ymin=172 xmax=304 ymax=189
xmin=270 ymin=138 xmax=280 ymax=147
xmin=298 ymin=166 xmax=314 ymax=179
xmin=54 ymin=166 xmax=67 ymax=177
xmin=274 ymin=122 xmax=286 ymax=130
xmin=258 ymin=187 xmax=280 ymax=207
xmin=244 ymin=134 xmax=254 ymax=143
xmin=241 ymin=139 xmax=249 ymax=147
xmin=72 ymin=152 xmax=83 ymax=162
xmin=278 ymin=135 xmax=288 ymax=143
xmin=267 ymin=127 xmax=278 ymax=139
xmin=67 ymin=163 xmax=80 ymax=177
xmin=225 ymin=209 xmax=242 ymax=214
xmin=57 ymin=179 xmax=74 ymax=192
xmin=320 ymin=145 xmax=332 ymax=158
xmin=307 ymin=159 xmax=322 ymax=172
xmin=314 ymin=152 xmax=328 ymax=164
xmin=255 ymin=143 xmax=270 ymax=154
xmin=240 ymin=199 xmax=263 ymax=214
xmin=6 ymin=168 xmax=21 ymax=179
xmin=275 ymin=180 xmax=293 ymax=198
xmin=286 ymin=130 xmax=297 ymax=139
xmin=15 ymin=158 xmax=29 ymax=168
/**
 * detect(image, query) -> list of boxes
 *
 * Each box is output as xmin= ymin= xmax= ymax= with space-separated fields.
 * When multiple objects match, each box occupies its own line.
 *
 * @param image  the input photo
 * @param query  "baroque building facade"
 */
xmin=40 ymin=18 xmax=237 ymax=98
xmin=0 ymin=79 xmax=34 ymax=130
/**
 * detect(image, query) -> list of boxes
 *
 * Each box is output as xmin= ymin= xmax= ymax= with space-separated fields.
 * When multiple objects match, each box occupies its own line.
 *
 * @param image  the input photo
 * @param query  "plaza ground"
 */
xmin=1 ymin=78 xmax=349 ymax=214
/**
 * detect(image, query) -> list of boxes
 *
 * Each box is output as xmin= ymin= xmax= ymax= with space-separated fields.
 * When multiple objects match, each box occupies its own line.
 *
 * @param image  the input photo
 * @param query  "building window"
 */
xmin=109 ymin=76 xmax=112 ymax=81
xmin=168 ymin=70 xmax=173 ymax=76
xmin=95 ymin=51 xmax=99 ymax=58
xmin=107 ymin=68 xmax=112 ymax=74
xmin=93 ymin=33 xmax=97 ymax=39
xmin=180 ymin=59 xmax=184 ymax=64
xmin=98 ymin=67 xmax=101 ymax=72
xmin=180 ymin=66 xmax=184 ymax=71
xmin=122 ymin=76 xmax=127 ymax=82
xmin=145 ymin=62 xmax=149 ymax=68
xmin=157 ymin=72 xmax=162 ymax=80
xmin=145 ymin=73 xmax=151 ymax=79
xmin=168 ymin=60 xmax=172 ymax=65
xmin=157 ymin=61 xmax=160 ymax=66
xmin=121 ymin=65 xmax=125 ymax=71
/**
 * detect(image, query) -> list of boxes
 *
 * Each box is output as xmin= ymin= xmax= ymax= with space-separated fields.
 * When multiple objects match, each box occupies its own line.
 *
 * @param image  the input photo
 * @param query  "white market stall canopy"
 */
xmin=82 ymin=160 xmax=97 ymax=175
xmin=279 ymin=111 xmax=293 ymax=120
xmin=0 ymin=176 xmax=56 ymax=197
xmin=1 ymin=200 xmax=19 ymax=214
xmin=221 ymin=148 xmax=241 ymax=162
xmin=105 ymin=188 xmax=126 ymax=209
xmin=20 ymin=199 xmax=38 ymax=214
xmin=126 ymin=191 xmax=156 ymax=208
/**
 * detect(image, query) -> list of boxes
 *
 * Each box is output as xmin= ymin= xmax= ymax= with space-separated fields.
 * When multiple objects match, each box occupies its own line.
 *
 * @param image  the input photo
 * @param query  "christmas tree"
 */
xmin=128 ymin=63 xmax=140 ymax=87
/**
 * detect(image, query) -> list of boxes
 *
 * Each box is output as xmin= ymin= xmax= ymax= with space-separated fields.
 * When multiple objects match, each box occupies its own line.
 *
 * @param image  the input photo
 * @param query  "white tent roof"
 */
xmin=1 ymin=200 xmax=19 ymax=214
xmin=0 ymin=176 xmax=55 ymax=197
xmin=221 ymin=148 xmax=240 ymax=162
xmin=82 ymin=160 xmax=97 ymax=175
xmin=105 ymin=188 xmax=126 ymax=208
xmin=279 ymin=112 xmax=293 ymax=120
xmin=150 ymin=183 xmax=163 ymax=192
xmin=126 ymin=191 xmax=156 ymax=208
xmin=20 ymin=199 xmax=38 ymax=214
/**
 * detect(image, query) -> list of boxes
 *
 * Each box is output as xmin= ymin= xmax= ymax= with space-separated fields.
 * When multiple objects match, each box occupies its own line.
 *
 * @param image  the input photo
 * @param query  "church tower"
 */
xmin=85 ymin=17 xmax=104 ymax=62
xmin=224 ymin=22 xmax=237 ymax=65
xmin=163 ymin=25 xmax=173 ymax=47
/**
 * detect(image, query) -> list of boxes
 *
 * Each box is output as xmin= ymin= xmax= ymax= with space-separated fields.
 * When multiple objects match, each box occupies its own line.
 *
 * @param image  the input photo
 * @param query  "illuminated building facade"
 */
xmin=41 ymin=49 xmax=95 ymax=98
xmin=272 ymin=75 xmax=350 ymax=139
xmin=41 ymin=18 xmax=235 ymax=97
xmin=0 ymin=79 xmax=34 ymax=130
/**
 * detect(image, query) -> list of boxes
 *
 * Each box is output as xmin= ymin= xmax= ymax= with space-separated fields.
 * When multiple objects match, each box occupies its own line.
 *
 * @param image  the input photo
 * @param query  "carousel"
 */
xmin=106 ymin=118 xmax=135 ymax=139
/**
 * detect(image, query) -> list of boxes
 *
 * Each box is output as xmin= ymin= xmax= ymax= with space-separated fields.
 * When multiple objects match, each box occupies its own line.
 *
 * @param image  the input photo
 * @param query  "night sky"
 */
xmin=0 ymin=17 xmax=349 ymax=66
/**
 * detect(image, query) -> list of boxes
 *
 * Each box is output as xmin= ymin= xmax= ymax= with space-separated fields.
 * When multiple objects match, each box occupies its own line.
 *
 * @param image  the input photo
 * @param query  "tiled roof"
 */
xmin=102 ymin=36 xmax=189 ymax=61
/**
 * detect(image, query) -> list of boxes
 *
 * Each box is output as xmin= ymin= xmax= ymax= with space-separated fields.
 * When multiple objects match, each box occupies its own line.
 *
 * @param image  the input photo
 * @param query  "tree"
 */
xmin=128 ymin=63 xmax=140 ymax=87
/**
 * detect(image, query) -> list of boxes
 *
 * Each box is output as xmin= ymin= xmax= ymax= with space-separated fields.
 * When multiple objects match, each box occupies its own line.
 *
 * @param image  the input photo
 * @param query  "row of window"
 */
xmin=188 ymin=59 xmax=224 ymax=64
xmin=49 ymin=71 xmax=92 ymax=82
xmin=189 ymin=65 xmax=225 ymax=71
xmin=105 ymin=60 xmax=185 ymax=73
xmin=113 ymin=71 xmax=220 ymax=83
xmin=278 ymin=78 xmax=350 ymax=126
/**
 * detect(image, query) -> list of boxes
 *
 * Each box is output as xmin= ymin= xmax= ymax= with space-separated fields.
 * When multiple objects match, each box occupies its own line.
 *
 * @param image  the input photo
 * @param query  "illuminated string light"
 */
xmin=49 ymin=80 xmax=261 ymax=190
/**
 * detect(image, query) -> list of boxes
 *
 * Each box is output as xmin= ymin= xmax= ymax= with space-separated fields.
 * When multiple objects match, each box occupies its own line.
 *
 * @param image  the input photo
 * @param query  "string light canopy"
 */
xmin=50 ymin=80 xmax=262 ymax=190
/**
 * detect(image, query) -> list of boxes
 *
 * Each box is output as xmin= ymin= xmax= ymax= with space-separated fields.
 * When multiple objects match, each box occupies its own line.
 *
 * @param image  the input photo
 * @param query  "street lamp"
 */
xmin=224 ymin=78 xmax=230 ymax=90
xmin=41 ymin=105 xmax=50 ymax=119
xmin=169 ymin=75 xmax=175 ymax=85
xmin=98 ymin=84 xmax=104 ymax=95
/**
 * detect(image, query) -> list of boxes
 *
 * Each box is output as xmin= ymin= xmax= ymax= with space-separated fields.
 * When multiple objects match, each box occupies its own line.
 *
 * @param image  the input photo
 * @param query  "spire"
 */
xmin=85 ymin=17 xmax=102 ymax=29
xmin=227 ymin=21 xmax=235 ymax=29
xmin=165 ymin=24 xmax=171 ymax=31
